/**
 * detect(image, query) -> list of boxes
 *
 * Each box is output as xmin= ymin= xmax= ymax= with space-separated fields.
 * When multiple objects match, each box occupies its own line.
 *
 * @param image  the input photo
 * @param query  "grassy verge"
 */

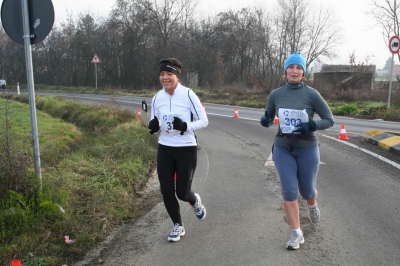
xmin=328 ymin=101 xmax=400 ymax=122
xmin=0 ymin=95 xmax=158 ymax=265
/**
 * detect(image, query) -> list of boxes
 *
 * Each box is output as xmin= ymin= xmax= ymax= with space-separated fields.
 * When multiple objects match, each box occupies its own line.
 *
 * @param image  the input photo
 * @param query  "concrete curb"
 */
xmin=358 ymin=130 xmax=400 ymax=156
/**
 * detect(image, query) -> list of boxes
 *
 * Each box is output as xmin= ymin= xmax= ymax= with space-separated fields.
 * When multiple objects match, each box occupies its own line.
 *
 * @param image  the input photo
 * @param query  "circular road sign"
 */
xmin=1 ymin=0 xmax=54 ymax=45
xmin=389 ymin=35 xmax=400 ymax=54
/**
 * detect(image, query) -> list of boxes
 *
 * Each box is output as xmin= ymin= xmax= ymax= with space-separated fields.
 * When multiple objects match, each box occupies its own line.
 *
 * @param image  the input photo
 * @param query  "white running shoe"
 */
xmin=308 ymin=205 xmax=320 ymax=223
xmin=192 ymin=193 xmax=206 ymax=220
xmin=168 ymin=223 xmax=185 ymax=242
xmin=286 ymin=230 xmax=305 ymax=250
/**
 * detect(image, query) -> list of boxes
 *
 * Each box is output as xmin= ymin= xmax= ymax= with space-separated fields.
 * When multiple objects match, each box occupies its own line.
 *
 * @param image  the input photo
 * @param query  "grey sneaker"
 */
xmin=286 ymin=230 xmax=305 ymax=250
xmin=168 ymin=223 xmax=185 ymax=242
xmin=192 ymin=193 xmax=206 ymax=220
xmin=308 ymin=205 xmax=320 ymax=223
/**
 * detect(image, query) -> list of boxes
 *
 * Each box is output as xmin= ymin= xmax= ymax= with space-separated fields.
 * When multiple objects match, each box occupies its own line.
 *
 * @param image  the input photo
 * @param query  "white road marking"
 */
xmin=320 ymin=133 xmax=400 ymax=170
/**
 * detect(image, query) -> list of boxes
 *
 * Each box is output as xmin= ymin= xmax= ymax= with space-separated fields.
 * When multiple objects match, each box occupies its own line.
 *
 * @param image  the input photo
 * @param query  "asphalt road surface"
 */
xmin=35 ymin=93 xmax=400 ymax=266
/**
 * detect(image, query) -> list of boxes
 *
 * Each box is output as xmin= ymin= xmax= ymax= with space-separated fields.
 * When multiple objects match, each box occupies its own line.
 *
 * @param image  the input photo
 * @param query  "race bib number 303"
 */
xmin=160 ymin=113 xmax=184 ymax=136
xmin=278 ymin=108 xmax=309 ymax=134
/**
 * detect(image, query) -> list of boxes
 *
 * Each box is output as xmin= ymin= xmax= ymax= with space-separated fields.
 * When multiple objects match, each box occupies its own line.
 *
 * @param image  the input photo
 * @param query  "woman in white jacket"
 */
xmin=148 ymin=58 xmax=208 ymax=242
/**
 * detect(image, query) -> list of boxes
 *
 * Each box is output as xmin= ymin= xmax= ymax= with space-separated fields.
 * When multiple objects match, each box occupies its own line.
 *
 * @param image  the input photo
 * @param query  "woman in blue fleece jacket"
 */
xmin=260 ymin=52 xmax=334 ymax=250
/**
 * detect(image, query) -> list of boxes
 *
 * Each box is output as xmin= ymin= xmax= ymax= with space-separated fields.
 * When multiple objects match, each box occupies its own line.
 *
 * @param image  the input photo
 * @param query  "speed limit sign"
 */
xmin=389 ymin=35 xmax=400 ymax=54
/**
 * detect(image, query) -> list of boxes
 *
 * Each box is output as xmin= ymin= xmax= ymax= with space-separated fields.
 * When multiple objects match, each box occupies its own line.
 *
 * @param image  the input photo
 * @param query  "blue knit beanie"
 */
xmin=284 ymin=52 xmax=306 ymax=73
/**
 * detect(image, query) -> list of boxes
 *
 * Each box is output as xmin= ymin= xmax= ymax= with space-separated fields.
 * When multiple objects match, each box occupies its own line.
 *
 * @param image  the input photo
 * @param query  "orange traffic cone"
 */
xmin=337 ymin=124 xmax=350 ymax=140
xmin=274 ymin=116 xmax=279 ymax=124
xmin=202 ymin=104 xmax=206 ymax=113
xmin=137 ymin=109 xmax=142 ymax=119
xmin=10 ymin=260 xmax=22 ymax=266
xmin=233 ymin=107 xmax=240 ymax=118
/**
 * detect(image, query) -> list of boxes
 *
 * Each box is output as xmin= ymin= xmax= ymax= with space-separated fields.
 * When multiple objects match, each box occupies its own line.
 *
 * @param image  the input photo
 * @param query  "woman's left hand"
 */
xmin=173 ymin=117 xmax=187 ymax=135
xmin=293 ymin=120 xmax=316 ymax=134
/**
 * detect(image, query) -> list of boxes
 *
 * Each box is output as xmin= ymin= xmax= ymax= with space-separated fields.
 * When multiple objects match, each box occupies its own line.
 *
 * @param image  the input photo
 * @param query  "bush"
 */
xmin=334 ymin=104 xmax=358 ymax=115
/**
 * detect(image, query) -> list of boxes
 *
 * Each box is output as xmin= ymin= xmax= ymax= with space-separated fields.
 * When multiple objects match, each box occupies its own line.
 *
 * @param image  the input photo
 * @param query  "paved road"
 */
xmin=40 ymin=92 xmax=400 ymax=154
xmin=35 ymin=93 xmax=400 ymax=265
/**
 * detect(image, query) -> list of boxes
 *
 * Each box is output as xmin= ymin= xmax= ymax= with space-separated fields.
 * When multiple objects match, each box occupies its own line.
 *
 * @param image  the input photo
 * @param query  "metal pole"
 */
xmin=388 ymin=53 xmax=394 ymax=110
xmin=21 ymin=0 xmax=42 ymax=187
xmin=95 ymin=63 xmax=98 ymax=89
xmin=17 ymin=82 xmax=20 ymax=95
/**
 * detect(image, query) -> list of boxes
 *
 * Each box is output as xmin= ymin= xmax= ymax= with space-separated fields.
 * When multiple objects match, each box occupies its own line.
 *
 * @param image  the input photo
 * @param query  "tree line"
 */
xmin=0 ymin=0 xmax=341 ymax=91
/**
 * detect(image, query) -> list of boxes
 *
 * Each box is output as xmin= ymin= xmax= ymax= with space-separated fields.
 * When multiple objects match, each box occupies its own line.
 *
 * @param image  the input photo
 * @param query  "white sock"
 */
xmin=308 ymin=203 xmax=317 ymax=208
xmin=293 ymin=228 xmax=302 ymax=235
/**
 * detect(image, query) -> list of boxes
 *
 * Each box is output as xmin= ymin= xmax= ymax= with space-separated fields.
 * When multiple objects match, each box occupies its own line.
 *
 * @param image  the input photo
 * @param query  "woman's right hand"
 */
xmin=148 ymin=117 xmax=160 ymax=134
xmin=260 ymin=110 xmax=273 ymax=127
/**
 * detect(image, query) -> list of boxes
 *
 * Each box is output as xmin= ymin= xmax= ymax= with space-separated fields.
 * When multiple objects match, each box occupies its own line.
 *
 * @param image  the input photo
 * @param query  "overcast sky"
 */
xmin=3 ymin=0 xmax=392 ymax=69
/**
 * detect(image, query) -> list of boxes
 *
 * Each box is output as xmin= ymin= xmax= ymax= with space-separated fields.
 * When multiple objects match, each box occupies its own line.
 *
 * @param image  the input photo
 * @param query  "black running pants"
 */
xmin=157 ymin=144 xmax=197 ymax=225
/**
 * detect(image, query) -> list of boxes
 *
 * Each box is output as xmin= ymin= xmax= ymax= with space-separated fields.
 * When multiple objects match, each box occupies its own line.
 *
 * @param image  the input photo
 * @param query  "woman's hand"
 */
xmin=173 ymin=117 xmax=187 ymax=135
xmin=260 ymin=110 xmax=273 ymax=127
xmin=148 ymin=117 xmax=160 ymax=134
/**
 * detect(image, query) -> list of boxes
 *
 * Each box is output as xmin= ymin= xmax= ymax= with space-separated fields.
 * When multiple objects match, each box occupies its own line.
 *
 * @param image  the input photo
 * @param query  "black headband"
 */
xmin=159 ymin=61 xmax=181 ymax=78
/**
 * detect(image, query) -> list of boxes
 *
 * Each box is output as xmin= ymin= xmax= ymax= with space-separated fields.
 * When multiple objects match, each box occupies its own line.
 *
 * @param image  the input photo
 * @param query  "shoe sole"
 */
xmin=309 ymin=209 xmax=320 ymax=223
xmin=197 ymin=208 xmax=206 ymax=220
xmin=286 ymin=239 xmax=305 ymax=250
xmin=310 ymin=217 xmax=320 ymax=223
xmin=193 ymin=193 xmax=206 ymax=221
xmin=168 ymin=231 xmax=186 ymax=242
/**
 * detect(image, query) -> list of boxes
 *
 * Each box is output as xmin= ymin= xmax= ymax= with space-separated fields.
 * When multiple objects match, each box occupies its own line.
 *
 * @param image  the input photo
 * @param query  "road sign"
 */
xmin=1 ymin=0 xmax=54 ymax=45
xmin=389 ymin=35 xmax=400 ymax=54
xmin=91 ymin=54 xmax=101 ymax=64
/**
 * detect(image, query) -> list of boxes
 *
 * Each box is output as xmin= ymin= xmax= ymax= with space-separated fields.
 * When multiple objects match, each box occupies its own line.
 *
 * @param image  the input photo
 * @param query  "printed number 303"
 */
xmin=285 ymin=118 xmax=301 ymax=127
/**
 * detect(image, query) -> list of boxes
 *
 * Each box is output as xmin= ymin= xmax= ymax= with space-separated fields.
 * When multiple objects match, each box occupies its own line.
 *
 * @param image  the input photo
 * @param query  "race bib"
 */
xmin=160 ymin=112 xmax=184 ymax=136
xmin=278 ymin=108 xmax=309 ymax=134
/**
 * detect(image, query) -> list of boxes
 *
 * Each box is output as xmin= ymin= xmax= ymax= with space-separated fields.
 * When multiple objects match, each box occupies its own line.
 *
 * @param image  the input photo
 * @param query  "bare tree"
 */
xmin=273 ymin=0 xmax=340 ymax=74
xmin=190 ymin=17 xmax=226 ymax=87
xmin=71 ymin=14 xmax=100 ymax=86
xmin=216 ymin=8 xmax=260 ymax=82
xmin=272 ymin=0 xmax=308 ymax=77
xmin=111 ymin=0 xmax=157 ymax=88
xmin=277 ymin=0 xmax=308 ymax=54
xmin=367 ymin=0 xmax=400 ymax=60
xmin=303 ymin=3 xmax=342 ymax=68
xmin=0 ymin=28 xmax=25 ymax=85
xmin=136 ymin=0 xmax=197 ymax=57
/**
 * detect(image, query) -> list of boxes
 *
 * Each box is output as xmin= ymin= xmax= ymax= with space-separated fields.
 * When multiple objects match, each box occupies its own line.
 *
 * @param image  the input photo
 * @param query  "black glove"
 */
xmin=260 ymin=110 xmax=273 ymax=127
xmin=293 ymin=120 xmax=316 ymax=134
xmin=148 ymin=117 xmax=160 ymax=134
xmin=172 ymin=116 xmax=187 ymax=135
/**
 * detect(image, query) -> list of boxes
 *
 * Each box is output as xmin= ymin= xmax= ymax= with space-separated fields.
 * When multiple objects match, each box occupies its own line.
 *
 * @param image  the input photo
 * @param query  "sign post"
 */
xmin=388 ymin=35 xmax=400 ymax=110
xmin=91 ymin=54 xmax=101 ymax=89
xmin=1 ymin=0 xmax=55 ymax=188
xmin=21 ymin=0 xmax=43 ymax=185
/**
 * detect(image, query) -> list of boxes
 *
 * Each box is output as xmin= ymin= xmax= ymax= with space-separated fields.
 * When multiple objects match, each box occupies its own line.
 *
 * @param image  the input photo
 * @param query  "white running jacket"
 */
xmin=150 ymin=83 xmax=208 ymax=147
